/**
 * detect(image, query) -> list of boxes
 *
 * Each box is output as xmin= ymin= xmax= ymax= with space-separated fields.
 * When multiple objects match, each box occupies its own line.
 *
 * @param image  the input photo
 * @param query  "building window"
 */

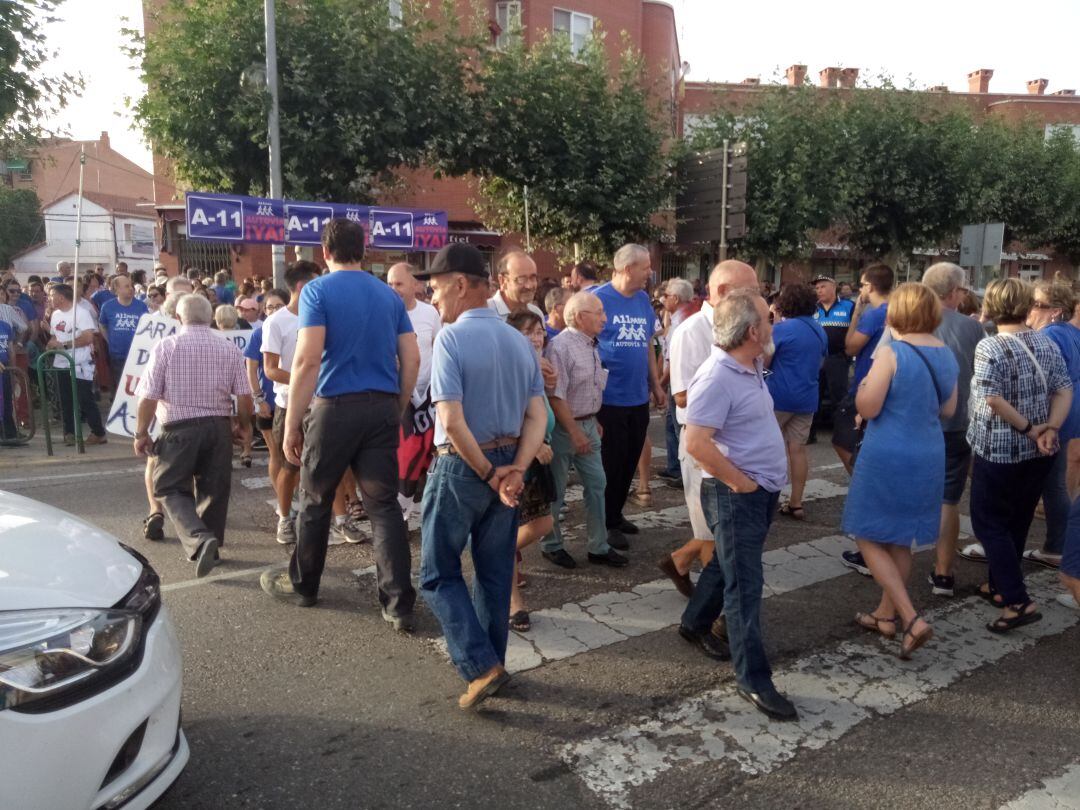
xmin=388 ymin=0 xmax=402 ymax=29
xmin=553 ymin=8 xmax=593 ymax=57
xmin=1019 ymin=262 xmax=1044 ymax=282
xmin=495 ymin=2 xmax=522 ymax=50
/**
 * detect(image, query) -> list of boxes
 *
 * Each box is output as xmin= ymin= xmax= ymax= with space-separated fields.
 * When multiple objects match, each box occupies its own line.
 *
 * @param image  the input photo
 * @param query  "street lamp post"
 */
xmin=264 ymin=0 xmax=285 ymax=288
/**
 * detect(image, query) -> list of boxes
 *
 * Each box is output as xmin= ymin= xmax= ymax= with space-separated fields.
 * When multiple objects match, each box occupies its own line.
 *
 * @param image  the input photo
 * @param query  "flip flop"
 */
xmin=958 ymin=543 xmax=987 ymax=562
xmin=779 ymin=503 xmax=805 ymax=521
xmin=509 ymin=611 xmax=531 ymax=633
xmin=1022 ymin=549 xmax=1061 ymax=570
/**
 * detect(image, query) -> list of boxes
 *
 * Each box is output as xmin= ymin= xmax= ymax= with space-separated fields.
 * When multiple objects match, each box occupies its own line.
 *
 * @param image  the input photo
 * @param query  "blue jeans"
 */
xmin=1063 ymin=495 xmax=1080 ymax=579
xmin=1041 ymin=448 xmax=1069 ymax=554
xmin=663 ymin=386 xmax=681 ymax=477
xmin=419 ymin=446 xmax=519 ymax=681
xmin=681 ymin=479 xmax=779 ymax=693
xmin=542 ymin=418 xmax=609 ymax=555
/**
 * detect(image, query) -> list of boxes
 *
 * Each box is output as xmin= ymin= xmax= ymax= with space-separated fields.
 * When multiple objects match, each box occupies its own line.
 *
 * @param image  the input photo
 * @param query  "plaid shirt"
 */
xmin=137 ymin=325 xmax=252 ymax=426
xmin=545 ymin=327 xmax=607 ymax=418
xmin=967 ymin=330 xmax=1071 ymax=463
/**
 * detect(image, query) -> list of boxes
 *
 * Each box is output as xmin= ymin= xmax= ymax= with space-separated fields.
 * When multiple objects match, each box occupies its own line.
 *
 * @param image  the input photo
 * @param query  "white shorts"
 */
xmin=678 ymin=426 xmax=712 ymax=541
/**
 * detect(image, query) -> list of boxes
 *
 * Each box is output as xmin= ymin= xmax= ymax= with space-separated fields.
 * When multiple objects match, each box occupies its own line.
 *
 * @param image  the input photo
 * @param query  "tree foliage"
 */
xmin=0 ymin=188 xmax=44 ymax=268
xmin=0 ymin=0 xmax=83 ymax=154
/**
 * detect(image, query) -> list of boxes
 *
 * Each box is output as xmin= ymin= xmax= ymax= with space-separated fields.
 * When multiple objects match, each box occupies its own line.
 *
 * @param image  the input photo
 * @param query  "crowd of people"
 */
xmin=7 ymin=218 xmax=1080 ymax=716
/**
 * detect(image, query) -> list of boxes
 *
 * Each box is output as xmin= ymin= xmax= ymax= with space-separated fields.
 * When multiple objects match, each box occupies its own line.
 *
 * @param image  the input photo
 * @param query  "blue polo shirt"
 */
xmin=243 ymin=325 xmax=276 ymax=412
xmin=299 ymin=269 xmax=413 ymax=397
xmin=850 ymin=302 xmax=888 ymax=394
xmin=430 ymin=307 xmax=543 ymax=447
xmin=767 ymin=316 xmax=828 ymax=413
xmin=1044 ymin=321 xmax=1080 ymax=442
xmin=98 ymin=297 xmax=149 ymax=360
xmin=593 ymin=282 xmax=660 ymax=407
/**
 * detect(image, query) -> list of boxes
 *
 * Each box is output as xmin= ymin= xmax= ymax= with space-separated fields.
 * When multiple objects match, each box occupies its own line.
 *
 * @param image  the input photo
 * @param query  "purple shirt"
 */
xmin=685 ymin=346 xmax=788 ymax=492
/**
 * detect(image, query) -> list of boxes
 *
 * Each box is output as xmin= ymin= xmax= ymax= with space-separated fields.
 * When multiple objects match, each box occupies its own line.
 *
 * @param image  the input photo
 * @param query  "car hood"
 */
xmin=0 ymin=490 xmax=141 ymax=610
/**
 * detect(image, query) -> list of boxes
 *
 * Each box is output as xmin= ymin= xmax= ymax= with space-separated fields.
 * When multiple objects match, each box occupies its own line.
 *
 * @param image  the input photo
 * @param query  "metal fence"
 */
xmin=176 ymin=234 xmax=233 ymax=276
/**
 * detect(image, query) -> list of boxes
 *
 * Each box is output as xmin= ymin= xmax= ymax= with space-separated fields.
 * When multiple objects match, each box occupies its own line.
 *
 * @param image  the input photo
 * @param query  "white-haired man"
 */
xmin=593 ymin=244 xmax=665 ymax=551
xmin=134 ymin=294 xmax=253 ymax=576
xmin=659 ymin=277 xmax=696 ymax=481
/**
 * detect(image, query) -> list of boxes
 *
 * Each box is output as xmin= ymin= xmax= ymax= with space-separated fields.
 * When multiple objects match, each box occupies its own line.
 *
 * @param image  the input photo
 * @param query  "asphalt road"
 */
xmin=2 ymin=415 xmax=1078 ymax=810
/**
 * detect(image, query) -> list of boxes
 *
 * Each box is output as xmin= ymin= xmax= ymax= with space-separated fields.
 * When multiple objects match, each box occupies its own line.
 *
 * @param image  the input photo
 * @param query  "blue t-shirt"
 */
xmin=298 ymin=270 xmax=413 ymax=397
xmin=850 ymin=302 xmax=888 ymax=394
xmin=98 ymin=298 xmax=149 ymax=360
xmin=767 ymin=316 xmax=828 ymax=413
xmin=213 ymin=284 xmax=235 ymax=306
xmin=430 ymin=308 xmax=543 ymax=447
xmin=13 ymin=294 xmax=36 ymax=324
xmin=594 ymin=282 xmax=660 ymax=407
xmin=1044 ymin=322 xmax=1080 ymax=442
xmin=545 ymin=324 xmax=562 ymax=341
xmin=0 ymin=320 xmax=11 ymax=366
xmin=91 ymin=289 xmax=116 ymax=310
xmin=243 ymin=325 xmax=276 ymax=412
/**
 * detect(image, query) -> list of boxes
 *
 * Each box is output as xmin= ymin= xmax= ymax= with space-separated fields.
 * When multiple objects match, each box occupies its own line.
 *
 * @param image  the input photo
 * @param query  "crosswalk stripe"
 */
xmin=561 ymin=571 xmax=1076 ymax=808
xmin=998 ymin=761 xmax=1080 ymax=809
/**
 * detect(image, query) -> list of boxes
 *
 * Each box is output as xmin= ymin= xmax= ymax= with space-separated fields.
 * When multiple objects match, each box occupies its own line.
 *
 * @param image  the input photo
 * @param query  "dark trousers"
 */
xmin=0 ymin=370 xmax=16 ymax=439
xmin=56 ymin=373 xmax=105 ymax=437
xmin=813 ymin=353 xmax=850 ymax=429
xmin=663 ymin=385 xmax=681 ymax=477
xmin=110 ymin=356 xmax=127 ymax=392
xmin=598 ymin=402 xmax=651 ymax=529
xmin=152 ymin=417 xmax=233 ymax=560
xmin=291 ymin=392 xmax=415 ymax=616
xmin=682 ymin=479 xmax=780 ymax=693
xmin=970 ymin=454 xmax=1056 ymax=605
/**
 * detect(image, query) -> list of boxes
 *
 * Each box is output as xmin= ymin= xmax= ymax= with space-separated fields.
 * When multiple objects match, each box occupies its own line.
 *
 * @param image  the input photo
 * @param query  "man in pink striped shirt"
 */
xmin=134 ymin=294 xmax=253 ymax=576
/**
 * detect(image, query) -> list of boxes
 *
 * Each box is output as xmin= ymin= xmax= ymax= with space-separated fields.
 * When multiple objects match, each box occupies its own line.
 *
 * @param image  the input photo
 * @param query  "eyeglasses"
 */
xmin=1031 ymin=301 xmax=1056 ymax=310
xmin=264 ymin=303 xmax=282 ymax=312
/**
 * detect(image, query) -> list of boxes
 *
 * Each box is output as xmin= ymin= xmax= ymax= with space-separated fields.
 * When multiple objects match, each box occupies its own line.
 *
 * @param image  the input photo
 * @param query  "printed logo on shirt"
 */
xmin=112 ymin=313 xmax=141 ymax=332
xmin=610 ymin=314 xmax=649 ymax=346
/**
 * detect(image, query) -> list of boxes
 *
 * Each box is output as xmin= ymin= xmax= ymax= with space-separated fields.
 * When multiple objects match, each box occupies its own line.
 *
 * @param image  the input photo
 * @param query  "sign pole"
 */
xmin=718 ymin=139 xmax=729 ymax=262
xmin=264 ymin=0 xmax=286 ymax=287
xmin=523 ymin=185 xmax=531 ymax=253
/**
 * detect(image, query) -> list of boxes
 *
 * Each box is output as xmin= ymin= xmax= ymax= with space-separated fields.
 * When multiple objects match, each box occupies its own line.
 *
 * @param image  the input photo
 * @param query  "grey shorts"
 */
xmin=943 ymin=430 xmax=971 ymax=505
xmin=272 ymin=407 xmax=301 ymax=472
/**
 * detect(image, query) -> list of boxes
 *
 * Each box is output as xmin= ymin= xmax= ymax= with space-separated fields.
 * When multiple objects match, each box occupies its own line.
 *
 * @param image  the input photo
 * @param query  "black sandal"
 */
xmin=899 ymin=614 xmax=933 ymax=659
xmin=854 ymin=612 xmax=898 ymax=638
xmin=975 ymin=583 xmax=1004 ymax=607
xmin=509 ymin=611 xmax=531 ymax=633
xmin=987 ymin=601 xmax=1042 ymax=634
xmin=779 ymin=503 xmax=805 ymax=520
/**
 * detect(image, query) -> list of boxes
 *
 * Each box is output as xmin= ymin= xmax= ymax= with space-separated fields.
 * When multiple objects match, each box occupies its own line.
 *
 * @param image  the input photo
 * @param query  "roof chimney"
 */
xmin=967 ymin=68 xmax=993 ymax=94
xmin=785 ymin=64 xmax=807 ymax=87
xmin=741 ymin=77 xmax=761 ymax=85
xmin=819 ymin=67 xmax=840 ymax=89
xmin=1027 ymin=78 xmax=1049 ymax=95
xmin=1051 ymin=89 xmax=1076 ymax=96
xmin=99 ymin=131 xmax=110 ymax=150
xmin=838 ymin=67 xmax=859 ymax=89
xmin=929 ymin=85 xmax=949 ymax=93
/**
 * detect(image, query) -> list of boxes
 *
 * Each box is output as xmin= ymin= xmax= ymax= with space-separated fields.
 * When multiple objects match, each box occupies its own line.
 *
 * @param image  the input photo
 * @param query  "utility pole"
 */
xmin=265 ymin=0 xmax=285 ymax=287
xmin=72 ymin=145 xmax=86 ymax=321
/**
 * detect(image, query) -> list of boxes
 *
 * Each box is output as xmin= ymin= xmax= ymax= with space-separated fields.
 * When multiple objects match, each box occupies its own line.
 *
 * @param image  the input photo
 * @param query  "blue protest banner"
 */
xmin=186 ymin=194 xmax=245 ymax=241
xmin=369 ymin=209 xmax=415 ymax=249
xmin=284 ymin=203 xmax=334 ymax=245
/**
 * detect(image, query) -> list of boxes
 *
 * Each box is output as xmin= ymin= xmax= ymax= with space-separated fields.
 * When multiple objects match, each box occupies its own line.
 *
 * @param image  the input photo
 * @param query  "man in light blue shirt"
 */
xmin=679 ymin=289 xmax=797 ymax=722
xmin=415 ymin=243 xmax=547 ymax=710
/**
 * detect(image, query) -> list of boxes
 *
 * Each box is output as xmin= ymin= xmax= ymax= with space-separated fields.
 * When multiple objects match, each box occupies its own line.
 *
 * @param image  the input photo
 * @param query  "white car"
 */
xmin=0 ymin=490 xmax=189 ymax=810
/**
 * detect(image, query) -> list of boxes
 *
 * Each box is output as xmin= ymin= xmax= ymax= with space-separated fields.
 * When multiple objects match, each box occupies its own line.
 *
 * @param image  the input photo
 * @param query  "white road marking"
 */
xmin=999 ymin=762 xmax=1080 ymax=809
xmin=162 ymin=563 xmax=280 ymax=593
xmin=241 ymin=475 xmax=272 ymax=490
xmin=0 ymin=465 xmax=144 ymax=485
xmin=563 ymin=571 xmax=1076 ymax=808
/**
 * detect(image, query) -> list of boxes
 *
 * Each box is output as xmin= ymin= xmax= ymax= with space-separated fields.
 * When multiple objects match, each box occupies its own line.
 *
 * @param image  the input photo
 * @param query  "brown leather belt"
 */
xmin=574 ymin=413 xmax=598 ymax=421
xmin=436 ymin=436 xmax=518 ymax=456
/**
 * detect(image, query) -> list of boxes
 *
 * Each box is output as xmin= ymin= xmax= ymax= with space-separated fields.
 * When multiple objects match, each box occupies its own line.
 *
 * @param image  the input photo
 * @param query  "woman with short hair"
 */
xmin=213 ymin=304 xmax=240 ymax=330
xmin=968 ymin=278 xmax=1072 ymax=632
xmin=841 ymin=283 xmax=959 ymax=657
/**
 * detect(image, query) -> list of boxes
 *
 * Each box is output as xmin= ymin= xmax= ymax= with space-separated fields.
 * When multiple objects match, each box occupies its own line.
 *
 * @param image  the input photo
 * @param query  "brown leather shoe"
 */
xmin=458 ymin=665 xmax=510 ymax=709
xmin=711 ymin=615 xmax=728 ymax=643
xmin=657 ymin=555 xmax=693 ymax=598
xmin=84 ymin=434 xmax=108 ymax=445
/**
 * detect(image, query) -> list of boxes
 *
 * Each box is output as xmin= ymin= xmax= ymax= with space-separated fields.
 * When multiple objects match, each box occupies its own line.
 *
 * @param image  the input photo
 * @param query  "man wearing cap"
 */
xmin=416 ymin=242 xmax=547 ymax=709
xmin=260 ymin=218 xmax=419 ymax=632
xmin=811 ymin=275 xmax=855 ymax=441
xmin=236 ymin=297 xmax=262 ymax=327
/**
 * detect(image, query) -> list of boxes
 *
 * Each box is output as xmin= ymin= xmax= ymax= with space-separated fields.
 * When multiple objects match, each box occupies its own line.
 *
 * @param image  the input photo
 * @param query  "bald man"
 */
xmin=388 ymin=262 xmax=442 ymax=518
xmin=488 ymin=251 xmax=544 ymax=320
xmin=660 ymin=261 xmax=759 ymax=606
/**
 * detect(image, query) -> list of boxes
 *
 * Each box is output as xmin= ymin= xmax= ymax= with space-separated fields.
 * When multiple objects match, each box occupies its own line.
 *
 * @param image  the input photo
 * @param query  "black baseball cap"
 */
xmin=413 ymin=243 xmax=489 ymax=281
xmin=810 ymin=274 xmax=835 ymax=284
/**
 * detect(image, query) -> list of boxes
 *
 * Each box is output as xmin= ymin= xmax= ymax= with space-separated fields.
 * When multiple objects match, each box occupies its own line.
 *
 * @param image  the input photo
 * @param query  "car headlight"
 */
xmin=0 ymin=550 xmax=160 ymax=713
xmin=0 ymin=609 xmax=142 ymax=710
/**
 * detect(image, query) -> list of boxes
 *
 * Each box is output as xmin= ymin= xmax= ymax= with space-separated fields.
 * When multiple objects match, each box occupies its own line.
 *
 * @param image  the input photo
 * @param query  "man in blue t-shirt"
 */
xmin=98 ymin=275 xmax=148 ymax=392
xmin=831 ymin=262 xmax=893 ymax=474
xmin=593 ymin=244 xmax=666 ymax=551
xmin=0 ymin=318 xmax=13 ymax=439
xmin=260 ymin=217 xmax=419 ymax=631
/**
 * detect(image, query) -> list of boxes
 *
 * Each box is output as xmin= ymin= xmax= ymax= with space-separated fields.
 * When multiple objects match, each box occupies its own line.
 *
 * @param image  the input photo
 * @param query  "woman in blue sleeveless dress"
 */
xmin=841 ymin=283 xmax=959 ymax=659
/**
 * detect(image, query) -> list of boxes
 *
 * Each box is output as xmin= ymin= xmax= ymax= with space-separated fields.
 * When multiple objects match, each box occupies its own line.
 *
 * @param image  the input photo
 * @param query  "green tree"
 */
xmin=447 ymin=32 xmax=675 ymax=260
xmin=0 ymin=188 xmax=44 ymax=268
xmin=128 ymin=0 xmax=473 ymax=201
xmin=0 ymin=0 xmax=83 ymax=153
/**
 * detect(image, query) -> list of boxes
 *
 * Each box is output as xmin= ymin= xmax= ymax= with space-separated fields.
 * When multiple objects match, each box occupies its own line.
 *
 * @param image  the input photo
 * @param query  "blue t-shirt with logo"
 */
xmin=98 ymin=298 xmax=149 ymax=360
xmin=1044 ymin=321 xmax=1080 ymax=442
xmin=243 ymin=325 xmax=276 ymax=412
xmin=850 ymin=302 xmax=888 ymax=394
xmin=767 ymin=316 xmax=828 ymax=413
xmin=593 ymin=282 xmax=660 ymax=407
xmin=299 ymin=270 xmax=413 ymax=397
xmin=0 ymin=320 xmax=11 ymax=366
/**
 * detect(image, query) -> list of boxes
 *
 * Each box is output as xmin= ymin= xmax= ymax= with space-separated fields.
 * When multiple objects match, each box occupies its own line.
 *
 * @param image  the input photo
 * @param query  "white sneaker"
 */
xmin=276 ymin=515 xmax=297 ymax=545
xmin=1056 ymin=593 xmax=1079 ymax=610
xmin=328 ymin=521 xmax=347 ymax=546
xmin=334 ymin=516 xmax=369 ymax=545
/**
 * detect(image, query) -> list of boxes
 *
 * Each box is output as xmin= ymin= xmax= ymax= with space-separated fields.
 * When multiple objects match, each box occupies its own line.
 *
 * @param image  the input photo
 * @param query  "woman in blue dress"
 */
xmin=841 ymin=283 xmax=959 ymax=658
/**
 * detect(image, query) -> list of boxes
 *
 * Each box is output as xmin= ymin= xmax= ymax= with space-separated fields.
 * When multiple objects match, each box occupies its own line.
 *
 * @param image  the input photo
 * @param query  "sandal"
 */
xmin=240 ymin=453 xmax=252 ymax=468
xmin=854 ymin=612 xmax=898 ymax=638
xmin=630 ymin=491 xmax=653 ymax=508
xmin=975 ymin=583 xmax=1005 ymax=607
xmin=779 ymin=503 xmax=805 ymax=521
xmin=515 ymin=551 xmax=527 ymax=589
xmin=509 ymin=610 xmax=531 ymax=633
xmin=899 ymin=614 xmax=933 ymax=659
xmin=987 ymin=601 xmax=1042 ymax=634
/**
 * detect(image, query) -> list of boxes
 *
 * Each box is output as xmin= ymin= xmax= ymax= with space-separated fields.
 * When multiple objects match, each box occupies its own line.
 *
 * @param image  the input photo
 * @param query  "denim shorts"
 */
xmin=943 ymin=430 xmax=972 ymax=505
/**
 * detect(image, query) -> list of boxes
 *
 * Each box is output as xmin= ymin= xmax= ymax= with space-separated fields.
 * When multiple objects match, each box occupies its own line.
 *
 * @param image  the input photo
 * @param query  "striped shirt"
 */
xmin=137 ymin=325 xmax=251 ymax=426
xmin=545 ymin=327 xmax=607 ymax=418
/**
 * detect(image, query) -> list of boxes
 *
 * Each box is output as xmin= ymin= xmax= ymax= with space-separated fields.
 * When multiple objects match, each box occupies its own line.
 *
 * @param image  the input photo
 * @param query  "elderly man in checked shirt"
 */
xmin=540 ymin=291 xmax=627 ymax=568
xmin=134 ymin=294 xmax=253 ymax=577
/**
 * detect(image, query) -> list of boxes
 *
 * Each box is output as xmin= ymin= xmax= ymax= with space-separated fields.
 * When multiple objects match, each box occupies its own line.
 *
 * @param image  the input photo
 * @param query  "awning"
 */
xmin=447 ymin=228 xmax=502 ymax=249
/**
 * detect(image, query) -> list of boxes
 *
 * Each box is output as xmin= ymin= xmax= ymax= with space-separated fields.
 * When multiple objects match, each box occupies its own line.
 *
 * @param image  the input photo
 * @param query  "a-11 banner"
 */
xmin=185 ymin=191 xmax=449 ymax=251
